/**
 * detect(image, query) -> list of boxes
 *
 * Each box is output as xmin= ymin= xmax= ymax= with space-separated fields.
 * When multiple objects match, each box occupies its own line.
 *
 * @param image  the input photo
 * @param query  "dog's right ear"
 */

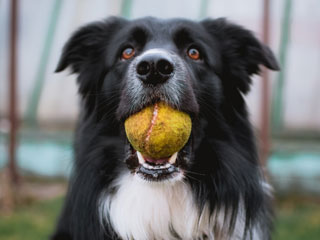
xmin=55 ymin=17 xmax=125 ymax=73
xmin=55 ymin=17 xmax=126 ymax=96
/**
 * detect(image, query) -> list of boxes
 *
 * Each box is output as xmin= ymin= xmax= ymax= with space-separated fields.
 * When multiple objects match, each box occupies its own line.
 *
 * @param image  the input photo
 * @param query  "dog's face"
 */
xmin=56 ymin=17 xmax=278 ymax=183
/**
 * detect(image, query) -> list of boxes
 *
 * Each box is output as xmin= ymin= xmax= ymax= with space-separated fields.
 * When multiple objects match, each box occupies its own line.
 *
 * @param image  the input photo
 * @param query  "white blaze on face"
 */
xmin=136 ymin=48 xmax=173 ymax=61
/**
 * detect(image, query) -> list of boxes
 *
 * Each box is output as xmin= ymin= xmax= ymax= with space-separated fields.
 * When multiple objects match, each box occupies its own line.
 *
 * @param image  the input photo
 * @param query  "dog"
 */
xmin=51 ymin=17 xmax=279 ymax=240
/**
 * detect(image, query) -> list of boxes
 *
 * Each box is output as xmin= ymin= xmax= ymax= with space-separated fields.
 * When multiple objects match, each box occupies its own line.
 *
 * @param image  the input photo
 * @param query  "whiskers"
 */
xmin=183 ymin=169 xmax=205 ymax=183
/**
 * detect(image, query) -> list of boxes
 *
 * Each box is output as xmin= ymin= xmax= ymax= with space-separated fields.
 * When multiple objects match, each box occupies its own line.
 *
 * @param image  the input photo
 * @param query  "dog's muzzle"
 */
xmin=118 ymin=48 xmax=192 ymax=116
xmin=121 ymin=49 xmax=197 ymax=182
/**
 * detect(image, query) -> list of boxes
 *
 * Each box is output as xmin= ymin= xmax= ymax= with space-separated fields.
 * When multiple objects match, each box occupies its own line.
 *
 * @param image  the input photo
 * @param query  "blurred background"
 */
xmin=0 ymin=0 xmax=319 ymax=239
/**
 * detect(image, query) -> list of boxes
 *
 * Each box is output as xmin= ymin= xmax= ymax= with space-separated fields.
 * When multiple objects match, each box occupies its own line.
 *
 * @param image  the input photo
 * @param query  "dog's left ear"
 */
xmin=201 ymin=18 xmax=280 ymax=94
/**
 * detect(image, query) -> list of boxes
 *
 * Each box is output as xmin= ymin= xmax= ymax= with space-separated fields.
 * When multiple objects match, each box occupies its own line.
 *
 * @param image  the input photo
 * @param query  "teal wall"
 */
xmin=269 ymin=152 xmax=320 ymax=193
xmin=1 ymin=133 xmax=320 ymax=194
xmin=0 ymin=133 xmax=72 ymax=178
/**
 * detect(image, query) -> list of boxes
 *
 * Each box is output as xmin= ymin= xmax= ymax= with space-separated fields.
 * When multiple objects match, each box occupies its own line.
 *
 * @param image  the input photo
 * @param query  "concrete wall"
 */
xmin=1 ymin=0 xmax=320 ymax=130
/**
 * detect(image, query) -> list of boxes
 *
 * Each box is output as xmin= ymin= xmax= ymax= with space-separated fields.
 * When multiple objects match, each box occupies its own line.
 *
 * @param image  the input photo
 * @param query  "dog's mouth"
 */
xmin=125 ymin=141 xmax=191 ymax=182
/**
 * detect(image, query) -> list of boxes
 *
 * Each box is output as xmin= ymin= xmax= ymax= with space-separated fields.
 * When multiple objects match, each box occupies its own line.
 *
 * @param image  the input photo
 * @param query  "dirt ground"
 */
xmin=0 ymin=170 xmax=67 ymax=213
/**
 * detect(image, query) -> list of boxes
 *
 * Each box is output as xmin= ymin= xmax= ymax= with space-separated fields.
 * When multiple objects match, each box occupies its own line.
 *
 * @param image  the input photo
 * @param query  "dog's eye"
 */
xmin=121 ymin=47 xmax=135 ymax=60
xmin=187 ymin=48 xmax=200 ymax=60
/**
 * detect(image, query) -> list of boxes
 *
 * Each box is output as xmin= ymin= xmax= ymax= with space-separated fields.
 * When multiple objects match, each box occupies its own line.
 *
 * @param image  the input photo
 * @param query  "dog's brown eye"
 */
xmin=122 ymin=47 xmax=135 ymax=60
xmin=187 ymin=48 xmax=200 ymax=60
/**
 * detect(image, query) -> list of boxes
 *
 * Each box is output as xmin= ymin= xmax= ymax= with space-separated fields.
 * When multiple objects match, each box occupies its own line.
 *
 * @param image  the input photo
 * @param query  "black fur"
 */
xmin=51 ymin=17 xmax=279 ymax=240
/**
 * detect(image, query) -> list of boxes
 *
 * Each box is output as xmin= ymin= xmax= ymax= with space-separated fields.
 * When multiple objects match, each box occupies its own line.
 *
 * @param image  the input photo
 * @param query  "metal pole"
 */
xmin=271 ymin=0 xmax=292 ymax=133
xmin=121 ymin=0 xmax=133 ymax=18
xmin=199 ymin=0 xmax=209 ymax=19
xmin=8 ymin=0 xmax=19 ymax=184
xmin=25 ymin=0 xmax=63 ymax=126
xmin=260 ymin=0 xmax=271 ymax=168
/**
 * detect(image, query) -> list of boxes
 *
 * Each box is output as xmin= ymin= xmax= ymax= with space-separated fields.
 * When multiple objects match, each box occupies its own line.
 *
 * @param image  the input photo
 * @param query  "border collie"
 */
xmin=51 ymin=17 xmax=279 ymax=240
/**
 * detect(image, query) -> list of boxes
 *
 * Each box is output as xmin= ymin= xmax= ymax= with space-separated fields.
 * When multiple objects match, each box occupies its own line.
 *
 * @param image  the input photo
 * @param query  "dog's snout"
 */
xmin=137 ymin=61 xmax=151 ymax=76
xmin=157 ymin=59 xmax=174 ymax=75
xmin=136 ymin=53 xmax=174 ymax=85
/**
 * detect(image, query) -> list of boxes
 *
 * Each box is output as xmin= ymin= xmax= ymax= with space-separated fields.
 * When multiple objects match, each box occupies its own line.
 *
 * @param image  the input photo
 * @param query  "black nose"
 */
xmin=136 ymin=53 xmax=174 ymax=85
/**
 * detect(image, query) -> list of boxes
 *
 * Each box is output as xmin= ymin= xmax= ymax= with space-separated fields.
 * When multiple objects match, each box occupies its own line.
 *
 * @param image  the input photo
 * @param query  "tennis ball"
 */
xmin=124 ymin=102 xmax=192 ymax=159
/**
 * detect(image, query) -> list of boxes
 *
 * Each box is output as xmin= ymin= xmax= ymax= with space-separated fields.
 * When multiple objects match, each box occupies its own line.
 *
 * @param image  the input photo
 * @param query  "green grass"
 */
xmin=0 ymin=198 xmax=63 ymax=240
xmin=273 ymin=197 xmax=320 ymax=240
xmin=1 ymin=196 xmax=320 ymax=239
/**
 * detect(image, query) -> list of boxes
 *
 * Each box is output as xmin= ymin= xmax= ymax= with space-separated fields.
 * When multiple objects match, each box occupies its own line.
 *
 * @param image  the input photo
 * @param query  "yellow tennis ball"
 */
xmin=124 ymin=102 xmax=192 ymax=159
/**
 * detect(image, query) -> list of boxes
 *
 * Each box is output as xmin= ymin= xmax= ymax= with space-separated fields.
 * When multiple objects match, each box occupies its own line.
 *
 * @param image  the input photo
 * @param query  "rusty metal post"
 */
xmin=260 ymin=0 xmax=271 ymax=169
xmin=8 ymin=0 xmax=19 ymax=184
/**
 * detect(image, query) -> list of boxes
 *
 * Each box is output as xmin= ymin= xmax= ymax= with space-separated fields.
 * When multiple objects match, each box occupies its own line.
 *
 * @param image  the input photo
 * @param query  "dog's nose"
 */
xmin=136 ymin=54 xmax=174 ymax=85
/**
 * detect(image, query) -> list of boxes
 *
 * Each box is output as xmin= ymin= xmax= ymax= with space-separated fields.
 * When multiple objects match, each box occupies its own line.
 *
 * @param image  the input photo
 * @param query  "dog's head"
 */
xmin=56 ymin=17 xmax=279 ymax=183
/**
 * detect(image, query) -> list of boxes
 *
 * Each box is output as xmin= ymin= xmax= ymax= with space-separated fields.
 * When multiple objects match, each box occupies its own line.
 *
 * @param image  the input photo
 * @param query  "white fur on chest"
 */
xmin=100 ymin=173 xmax=212 ymax=240
xmin=99 ymin=172 xmax=264 ymax=240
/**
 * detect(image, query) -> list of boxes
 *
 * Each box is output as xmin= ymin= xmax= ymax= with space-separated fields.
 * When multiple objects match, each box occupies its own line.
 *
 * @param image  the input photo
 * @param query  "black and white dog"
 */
xmin=52 ymin=17 xmax=279 ymax=240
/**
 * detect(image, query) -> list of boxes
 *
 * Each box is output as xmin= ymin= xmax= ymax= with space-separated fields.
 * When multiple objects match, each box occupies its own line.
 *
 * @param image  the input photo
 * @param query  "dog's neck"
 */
xmin=99 ymin=172 xmax=261 ymax=240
